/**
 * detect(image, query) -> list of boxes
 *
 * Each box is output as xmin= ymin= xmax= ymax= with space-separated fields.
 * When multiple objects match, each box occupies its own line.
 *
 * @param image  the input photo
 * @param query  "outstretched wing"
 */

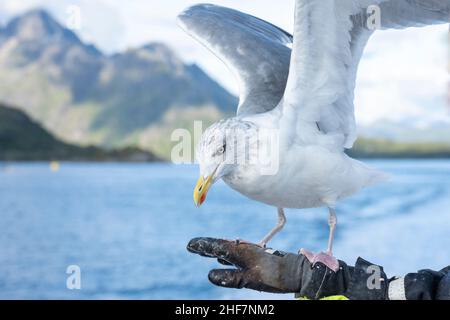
xmin=283 ymin=0 xmax=450 ymax=149
xmin=177 ymin=4 xmax=292 ymax=116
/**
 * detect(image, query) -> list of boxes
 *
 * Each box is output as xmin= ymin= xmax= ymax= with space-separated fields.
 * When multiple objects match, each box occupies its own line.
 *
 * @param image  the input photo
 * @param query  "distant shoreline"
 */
xmin=347 ymin=137 xmax=450 ymax=160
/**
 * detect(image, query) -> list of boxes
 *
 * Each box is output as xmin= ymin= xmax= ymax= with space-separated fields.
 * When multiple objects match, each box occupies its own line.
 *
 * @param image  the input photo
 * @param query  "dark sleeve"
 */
xmin=295 ymin=257 xmax=351 ymax=299
xmin=345 ymin=257 xmax=388 ymax=300
xmin=392 ymin=266 xmax=450 ymax=300
xmin=295 ymin=257 xmax=388 ymax=300
xmin=436 ymin=268 xmax=450 ymax=300
xmin=294 ymin=255 xmax=450 ymax=300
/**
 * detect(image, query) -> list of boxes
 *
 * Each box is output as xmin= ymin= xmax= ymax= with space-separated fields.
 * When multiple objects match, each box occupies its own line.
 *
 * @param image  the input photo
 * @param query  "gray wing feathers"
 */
xmin=177 ymin=4 xmax=292 ymax=116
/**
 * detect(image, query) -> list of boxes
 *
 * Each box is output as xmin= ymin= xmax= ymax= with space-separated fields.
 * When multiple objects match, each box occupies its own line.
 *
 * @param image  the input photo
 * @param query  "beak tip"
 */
xmin=193 ymin=174 xmax=211 ymax=207
xmin=193 ymin=198 xmax=204 ymax=208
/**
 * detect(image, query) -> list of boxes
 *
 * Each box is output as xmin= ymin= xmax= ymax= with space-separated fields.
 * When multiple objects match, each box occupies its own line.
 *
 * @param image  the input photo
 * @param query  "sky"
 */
xmin=0 ymin=0 xmax=448 ymax=128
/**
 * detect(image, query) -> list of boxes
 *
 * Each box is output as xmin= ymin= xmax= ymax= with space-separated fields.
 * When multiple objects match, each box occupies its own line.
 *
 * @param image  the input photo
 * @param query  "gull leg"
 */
xmin=300 ymin=207 xmax=339 ymax=272
xmin=258 ymin=208 xmax=286 ymax=248
xmin=326 ymin=207 xmax=337 ymax=255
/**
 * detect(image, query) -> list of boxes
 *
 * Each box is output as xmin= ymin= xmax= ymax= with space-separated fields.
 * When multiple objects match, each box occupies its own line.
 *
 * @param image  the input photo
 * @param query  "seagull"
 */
xmin=178 ymin=0 xmax=450 ymax=271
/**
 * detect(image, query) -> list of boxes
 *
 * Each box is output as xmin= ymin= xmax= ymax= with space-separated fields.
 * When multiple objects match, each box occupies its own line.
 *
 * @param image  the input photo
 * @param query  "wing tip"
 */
xmin=177 ymin=3 xmax=216 ymax=19
xmin=177 ymin=4 xmax=217 ymax=30
xmin=176 ymin=7 xmax=191 ymax=29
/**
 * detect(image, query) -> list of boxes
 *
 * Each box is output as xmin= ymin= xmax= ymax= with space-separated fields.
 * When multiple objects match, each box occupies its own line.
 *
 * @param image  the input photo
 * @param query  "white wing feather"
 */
xmin=283 ymin=0 xmax=450 ymax=149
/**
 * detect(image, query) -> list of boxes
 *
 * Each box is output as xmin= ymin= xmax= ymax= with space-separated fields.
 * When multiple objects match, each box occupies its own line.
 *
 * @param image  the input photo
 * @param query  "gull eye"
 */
xmin=217 ymin=145 xmax=225 ymax=154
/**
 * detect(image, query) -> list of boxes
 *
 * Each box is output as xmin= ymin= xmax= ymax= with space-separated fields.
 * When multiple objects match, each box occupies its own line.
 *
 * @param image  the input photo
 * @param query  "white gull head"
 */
xmin=193 ymin=118 xmax=260 ymax=206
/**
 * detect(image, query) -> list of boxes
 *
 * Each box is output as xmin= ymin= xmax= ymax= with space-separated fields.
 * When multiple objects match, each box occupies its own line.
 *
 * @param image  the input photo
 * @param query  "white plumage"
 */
xmin=179 ymin=0 xmax=450 ymax=270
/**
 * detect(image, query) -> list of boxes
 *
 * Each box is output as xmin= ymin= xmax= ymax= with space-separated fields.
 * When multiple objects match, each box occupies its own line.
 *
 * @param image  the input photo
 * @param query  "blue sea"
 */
xmin=0 ymin=160 xmax=449 ymax=299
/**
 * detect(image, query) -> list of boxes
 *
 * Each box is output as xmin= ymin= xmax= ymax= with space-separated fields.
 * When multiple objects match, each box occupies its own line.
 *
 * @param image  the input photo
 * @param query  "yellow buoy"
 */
xmin=50 ymin=161 xmax=60 ymax=172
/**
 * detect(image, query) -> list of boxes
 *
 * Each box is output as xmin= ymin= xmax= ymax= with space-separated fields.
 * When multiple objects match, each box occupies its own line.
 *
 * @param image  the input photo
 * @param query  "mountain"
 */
xmin=0 ymin=9 xmax=237 ymax=158
xmin=0 ymin=104 xmax=159 ymax=161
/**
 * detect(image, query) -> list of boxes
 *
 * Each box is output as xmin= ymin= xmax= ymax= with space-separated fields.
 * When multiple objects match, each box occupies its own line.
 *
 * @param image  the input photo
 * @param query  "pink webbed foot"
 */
xmin=299 ymin=248 xmax=340 ymax=272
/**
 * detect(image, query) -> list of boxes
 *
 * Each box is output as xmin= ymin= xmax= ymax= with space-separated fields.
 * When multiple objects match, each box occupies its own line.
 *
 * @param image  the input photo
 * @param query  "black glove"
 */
xmin=187 ymin=237 xmax=388 ymax=299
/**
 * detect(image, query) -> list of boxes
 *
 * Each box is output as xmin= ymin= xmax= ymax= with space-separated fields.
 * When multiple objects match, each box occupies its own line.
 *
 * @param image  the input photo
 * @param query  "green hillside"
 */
xmin=0 ymin=104 xmax=159 ymax=161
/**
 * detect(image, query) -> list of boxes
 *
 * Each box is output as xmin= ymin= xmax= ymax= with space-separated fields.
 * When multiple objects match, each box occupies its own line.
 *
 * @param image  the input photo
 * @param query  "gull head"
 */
xmin=193 ymin=118 xmax=258 ymax=207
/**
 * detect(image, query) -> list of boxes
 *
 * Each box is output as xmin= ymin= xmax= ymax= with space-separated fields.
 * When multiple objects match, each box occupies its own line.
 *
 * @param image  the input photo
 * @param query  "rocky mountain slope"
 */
xmin=0 ymin=9 xmax=236 ymax=158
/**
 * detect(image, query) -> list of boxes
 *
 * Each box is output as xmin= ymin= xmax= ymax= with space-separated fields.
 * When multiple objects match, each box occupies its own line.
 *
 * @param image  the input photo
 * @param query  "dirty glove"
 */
xmin=188 ymin=237 xmax=306 ymax=293
xmin=187 ymin=237 xmax=365 ymax=298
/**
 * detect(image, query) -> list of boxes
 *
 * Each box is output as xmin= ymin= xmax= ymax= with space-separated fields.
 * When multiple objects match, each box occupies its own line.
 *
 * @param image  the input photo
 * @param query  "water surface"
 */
xmin=0 ymin=160 xmax=449 ymax=299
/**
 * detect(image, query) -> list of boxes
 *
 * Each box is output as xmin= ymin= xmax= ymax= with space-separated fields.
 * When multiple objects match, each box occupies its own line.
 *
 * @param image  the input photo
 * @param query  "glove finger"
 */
xmin=187 ymin=237 xmax=262 ymax=268
xmin=208 ymin=268 xmax=287 ymax=293
xmin=208 ymin=269 xmax=248 ymax=289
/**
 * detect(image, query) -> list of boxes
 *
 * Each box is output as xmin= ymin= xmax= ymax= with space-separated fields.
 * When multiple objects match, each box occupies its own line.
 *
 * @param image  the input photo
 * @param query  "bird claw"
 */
xmin=299 ymin=248 xmax=340 ymax=272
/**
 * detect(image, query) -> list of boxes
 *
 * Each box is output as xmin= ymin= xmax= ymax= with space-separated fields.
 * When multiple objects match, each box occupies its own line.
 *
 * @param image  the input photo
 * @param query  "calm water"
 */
xmin=0 ymin=160 xmax=449 ymax=299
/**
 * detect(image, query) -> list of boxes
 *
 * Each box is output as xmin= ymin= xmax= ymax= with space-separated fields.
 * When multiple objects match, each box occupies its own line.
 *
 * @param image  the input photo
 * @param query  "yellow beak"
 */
xmin=193 ymin=174 xmax=214 ymax=207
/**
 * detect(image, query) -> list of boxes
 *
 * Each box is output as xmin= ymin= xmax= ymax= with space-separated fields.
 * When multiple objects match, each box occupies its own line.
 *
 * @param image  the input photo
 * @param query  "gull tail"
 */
xmin=367 ymin=168 xmax=391 ymax=187
xmin=352 ymin=159 xmax=391 ymax=190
